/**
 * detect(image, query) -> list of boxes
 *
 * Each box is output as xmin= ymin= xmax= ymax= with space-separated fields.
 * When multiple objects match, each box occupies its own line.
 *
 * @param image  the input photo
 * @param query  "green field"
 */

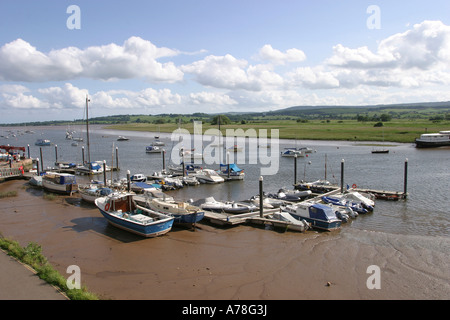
xmin=106 ymin=119 xmax=450 ymax=143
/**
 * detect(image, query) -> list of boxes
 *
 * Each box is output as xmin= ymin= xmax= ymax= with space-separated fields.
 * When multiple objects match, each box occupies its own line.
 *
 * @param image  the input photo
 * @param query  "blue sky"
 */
xmin=1 ymin=0 xmax=450 ymax=123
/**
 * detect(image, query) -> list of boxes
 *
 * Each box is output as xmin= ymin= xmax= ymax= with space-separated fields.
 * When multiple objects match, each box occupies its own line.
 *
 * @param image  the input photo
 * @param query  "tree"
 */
xmin=211 ymin=115 xmax=231 ymax=125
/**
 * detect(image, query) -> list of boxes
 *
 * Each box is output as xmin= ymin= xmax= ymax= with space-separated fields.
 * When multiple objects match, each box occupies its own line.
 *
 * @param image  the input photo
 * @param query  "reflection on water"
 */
xmin=3 ymin=125 xmax=449 ymax=237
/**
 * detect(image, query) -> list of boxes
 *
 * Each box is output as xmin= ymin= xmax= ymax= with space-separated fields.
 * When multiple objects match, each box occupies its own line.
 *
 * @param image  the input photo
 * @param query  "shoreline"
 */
xmin=0 ymin=179 xmax=449 ymax=300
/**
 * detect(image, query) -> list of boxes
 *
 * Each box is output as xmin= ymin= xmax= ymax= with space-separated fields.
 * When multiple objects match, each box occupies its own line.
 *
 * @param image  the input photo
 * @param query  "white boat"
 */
xmin=145 ymin=145 xmax=162 ymax=153
xmin=180 ymin=149 xmax=203 ymax=160
xmin=268 ymin=211 xmax=310 ymax=232
xmin=130 ymin=174 xmax=147 ymax=183
xmin=95 ymin=192 xmax=174 ymax=237
xmin=42 ymin=172 xmax=78 ymax=195
xmin=79 ymin=184 xmax=113 ymax=203
xmin=117 ymin=136 xmax=129 ymax=141
xmin=151 ymin=140 xmax=165 ymax=146
xmin=75 ymin=162 xmax=104 ymax=175
xmin=140 ymin=197 xmax=205 ymax=224
xmin=195 ymin=169 xmax=225 ymax=184
xmin=249 ymin=195 xmax=283 ymax=209
xmin=281 ymin=148 xmax=304 ymax=157
xmin=35 ymin=139 xmax=51 ymax=146
xmin=192 ymin=197 xmax=256 ymax=214
xmin=415 ymin=130 xmax=450 ymax=148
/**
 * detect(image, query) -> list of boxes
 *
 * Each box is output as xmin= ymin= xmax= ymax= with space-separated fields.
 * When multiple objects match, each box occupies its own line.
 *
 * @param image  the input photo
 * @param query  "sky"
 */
xmin=1 ymin=0 xmax=450 ymax=123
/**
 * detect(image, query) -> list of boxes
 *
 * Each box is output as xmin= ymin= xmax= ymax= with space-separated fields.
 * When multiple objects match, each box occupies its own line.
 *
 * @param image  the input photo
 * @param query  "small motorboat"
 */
xmin=130 ymin=174 xmax=147 ymax=183
xmin=283 ymin=202 xmax=342 ymax=231
xmin=117 ymin=136 xmax=129 ymax=141
xmin=195 ymin=169 xmax=225 ymax=184
xmin=95 ymin=192 xmax=174 ymax=237
xmin=192 ymin=197 xmax=256 ymax=214
xmin=146 ymin=146 xmax=162 ymax=153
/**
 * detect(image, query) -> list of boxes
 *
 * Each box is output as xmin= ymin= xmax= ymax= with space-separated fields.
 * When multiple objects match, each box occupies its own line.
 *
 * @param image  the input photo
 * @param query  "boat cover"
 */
xmin=220 ymin=163 xmax=243 ymax=173
xmin=309 ymin=203 xmax=337 ymax=221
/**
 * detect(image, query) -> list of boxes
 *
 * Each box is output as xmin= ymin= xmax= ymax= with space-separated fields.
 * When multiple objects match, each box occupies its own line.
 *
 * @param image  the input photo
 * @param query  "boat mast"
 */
xmin=86 ymin=94 xmax=91 ymax=164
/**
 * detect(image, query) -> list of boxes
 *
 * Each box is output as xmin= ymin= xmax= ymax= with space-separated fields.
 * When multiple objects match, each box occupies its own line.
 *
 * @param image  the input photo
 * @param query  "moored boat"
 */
xmin=415 ymin=130 xmax=450 ymax=148
xmin=35 ymin=139 xmax=51 ymax=146
xmin=95 ymin=192 xmax=174 ymax=237
xmin=145 ymin=145 xmax=162 ymax=153
xmin=141 ymin=197 xmax=205 ymax=224
xmin=281 ymin=148 xmax=304 ymax=157
xmin=79 ymin=184 xmax=113 ymax=203
xmin=42 ymin=172 xmax=78 ymax=195
xmin=195 ymin=169 xmax=225 ymax=184
xmin=218 ymin=163 xmax=245 ymax=180
xmin=283 ymin=202 xmax=342 ymax=231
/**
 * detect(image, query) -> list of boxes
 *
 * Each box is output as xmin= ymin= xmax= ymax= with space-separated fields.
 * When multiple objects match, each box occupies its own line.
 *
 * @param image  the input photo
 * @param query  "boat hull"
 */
xmin=415 ymin=139 xmax=450 ymax=148
xmin=97 ymin=207 xmax=173 ymax=237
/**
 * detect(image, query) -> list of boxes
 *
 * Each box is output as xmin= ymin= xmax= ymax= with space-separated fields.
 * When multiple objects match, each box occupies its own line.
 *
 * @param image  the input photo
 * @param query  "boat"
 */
xmin=371 ymin=149 xmax=389 ymax=154
xmin=130 ymin=174 xmax=147 ymax=183
xmin=267 ymin=188 xmax=312 ymax=202
xmin=283 ymin=202 xmax=342 ymax=231
xmin=342 ymin=191 xmax=375 ymax=211
xmin=139 ymin=196 xmax=205 ymax=224
xmin=415 ymin=130 xmax=450 ymax=148
xmin=218 ymin=163 xmax=245 ymax=180
xmin=168 ymin=164 xmax=202 ymax=176
xmin=180 ymin=148 xmax=203 ymax=160
xmin=42 ymin=172 xmax=78 ymax=195
xmin=281 ymin=148 xmax=304 ymax=157
xmin=117 ymin=136 xmax=129 ymax=141
xmin=35 ymin=139 xmax=51 ymax=146
xmin=75 ymin=161 xmax=104 ymax=175
xmin=249 ymin=195 xmax=283 ymax=209
xmin=195 ymin=169 xmax=225 ymax=184
xmin=192 ymin=197 xmax=256 ymax=214
xmin=295 ymin=179 xmax=338 ymax=194
xmin=268 ymin=211 xmax=310 ymax=232
xmin=151 ymin=140 xmax=165 ymax=146
xmin=95 ymin=192 xmax=174 ymax=237
xmin=145 ymin=145 xmax=162 ymax=153
xmin=321 ymin=195 xmax=369 ymax=215
xmin=79 ymin=185 xmax=113 ymax=203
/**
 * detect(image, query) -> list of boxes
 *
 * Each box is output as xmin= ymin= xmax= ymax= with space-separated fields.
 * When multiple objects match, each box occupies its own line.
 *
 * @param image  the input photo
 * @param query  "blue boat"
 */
xmin=95 ymin=192 xmax=174 ymax=237
xmin=283 ymin=202 xmax=342 ymax=231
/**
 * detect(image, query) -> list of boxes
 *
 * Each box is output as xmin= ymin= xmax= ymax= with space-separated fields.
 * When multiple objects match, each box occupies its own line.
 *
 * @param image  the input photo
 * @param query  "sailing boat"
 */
xmin=75 ymin=95 xmax=109 ymax=175
xmin=371 ymin=128 xmax=389 ymax=154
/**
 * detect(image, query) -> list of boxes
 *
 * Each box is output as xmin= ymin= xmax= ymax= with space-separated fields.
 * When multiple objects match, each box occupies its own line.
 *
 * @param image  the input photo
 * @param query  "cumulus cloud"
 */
xmin=257 ymin=44 xmax=306 ymax=65
xmin=327 ymin=20 xmax=450 ymax=70
xmin=0 ymin=37 xmax=184 ymax=83
xmin=181 ymin=54 xmax=283 ymax=91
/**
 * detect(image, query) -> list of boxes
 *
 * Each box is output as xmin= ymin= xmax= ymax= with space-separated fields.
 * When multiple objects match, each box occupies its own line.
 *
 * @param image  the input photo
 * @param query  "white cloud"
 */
xmin=181 ymin=54 xmax=283 ymax=91
xmin=257 ymin=44 xmax=306 ymax=65
xmin=188 ymin=92 xmax=237 ymax=106
xmin=0 ymin=37 xmax=184 ymax=83
xmin=327 ymin=20 xmax=450 ymax=70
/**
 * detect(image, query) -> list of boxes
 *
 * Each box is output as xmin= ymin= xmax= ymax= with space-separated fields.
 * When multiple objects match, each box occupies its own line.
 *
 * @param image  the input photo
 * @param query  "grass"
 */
xmin=106 ymin=119 xmax=450 ymax=143
xmin=0 ymin=236 xmax=99 ymax=300
xmin=0 ymin=190 xmax=18 ymax=198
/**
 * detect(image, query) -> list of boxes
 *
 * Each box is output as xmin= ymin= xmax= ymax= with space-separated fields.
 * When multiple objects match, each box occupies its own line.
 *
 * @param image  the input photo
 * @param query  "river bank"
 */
xmin=0 ymin=179 xmax=449 ymax=300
